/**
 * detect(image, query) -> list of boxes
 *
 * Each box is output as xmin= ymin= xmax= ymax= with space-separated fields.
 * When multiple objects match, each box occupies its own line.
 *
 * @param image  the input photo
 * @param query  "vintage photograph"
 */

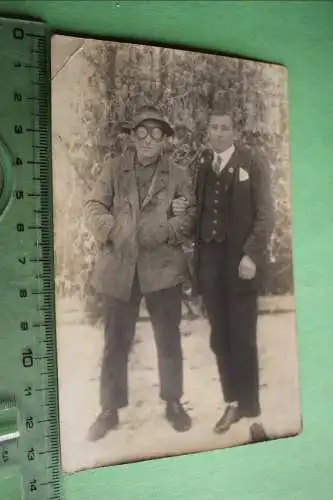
xmin=51 ymin=34 xmax=301 ymax=473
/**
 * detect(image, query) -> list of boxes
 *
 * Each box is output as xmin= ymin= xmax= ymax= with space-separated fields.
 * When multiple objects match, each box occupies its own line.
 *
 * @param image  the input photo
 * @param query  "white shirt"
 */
xmin=213 ymin=144 xmax=235 ymax=174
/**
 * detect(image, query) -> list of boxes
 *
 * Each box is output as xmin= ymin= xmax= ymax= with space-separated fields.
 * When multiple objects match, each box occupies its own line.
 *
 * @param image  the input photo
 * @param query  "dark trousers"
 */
xmin=199 ymin=241 xmax=261 ymax=417
xmin=99 ymin=273 xmax=183 ymax=411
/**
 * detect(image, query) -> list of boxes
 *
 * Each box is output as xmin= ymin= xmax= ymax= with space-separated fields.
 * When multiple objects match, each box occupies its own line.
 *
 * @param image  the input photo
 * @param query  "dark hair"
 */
xmin=207 ymin=92 xmax=234 ymax=125
xmin=208 ymin=100 xmax=232 ymax=118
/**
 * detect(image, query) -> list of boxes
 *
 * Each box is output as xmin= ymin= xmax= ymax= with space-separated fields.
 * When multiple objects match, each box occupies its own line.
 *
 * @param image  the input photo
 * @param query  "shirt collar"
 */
xmin=213 ymin=144 xmax=235 ymax=174
xmin=215 ymin=144 xmax=235 ymax=162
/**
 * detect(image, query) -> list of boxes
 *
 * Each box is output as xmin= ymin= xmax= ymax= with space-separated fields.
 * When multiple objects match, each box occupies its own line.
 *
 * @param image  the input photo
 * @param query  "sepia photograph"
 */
xmin=51 ymin=34 xmax=301 ymax=473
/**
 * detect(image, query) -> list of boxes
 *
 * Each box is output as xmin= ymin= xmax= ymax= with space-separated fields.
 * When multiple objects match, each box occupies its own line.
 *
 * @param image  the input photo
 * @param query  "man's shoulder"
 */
xmin=168 ymin=163 xmax=190 ymax=190
xmin=100 ymin=151 xmax=128 ymax=177
xmin=90 ymin=155 xmax=123 ymax=192
xmin=235 ymin=144 xmax=266 ymax=173
xmin=166 ymin=157 xmax=196 ymax=193
xmin=168 ymin=156 xmax=189 ymax=177
xmin=235 ymin=144 xmax=252 ymax=161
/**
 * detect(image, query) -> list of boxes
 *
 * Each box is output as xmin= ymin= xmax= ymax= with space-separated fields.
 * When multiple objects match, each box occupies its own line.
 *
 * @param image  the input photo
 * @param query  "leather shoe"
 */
xmin=250 ymin=422 xmax=268 ymax=442
xmin=166 ymin=401 xmax=192 ymax=432
xmin=87 ymin=410 xmax=119 ymax=441
xmin=214 ymin=405 xmax=241 ymax=434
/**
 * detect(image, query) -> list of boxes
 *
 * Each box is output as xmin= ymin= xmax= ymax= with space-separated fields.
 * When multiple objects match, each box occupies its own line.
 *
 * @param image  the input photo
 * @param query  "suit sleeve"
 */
xmin=167 ymin=166 xmax=196 ymax=245
xmin=242 ymin=153 xmax=274 ymax=266
xmin=84 ymin=163 xmax=115 ymax=244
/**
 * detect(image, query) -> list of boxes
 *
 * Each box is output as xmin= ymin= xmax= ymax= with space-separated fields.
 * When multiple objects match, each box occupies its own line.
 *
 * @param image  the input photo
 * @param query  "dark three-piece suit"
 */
xmin=192 ymin=145 xmax=274 ymax=417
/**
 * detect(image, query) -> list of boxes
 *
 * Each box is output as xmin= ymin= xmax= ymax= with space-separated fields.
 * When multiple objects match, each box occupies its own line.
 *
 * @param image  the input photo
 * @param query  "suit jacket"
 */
xmin=192 ymin=144 xmax=274 ymax=295
xmin=84 ymin=148 xmax=195 ymax=302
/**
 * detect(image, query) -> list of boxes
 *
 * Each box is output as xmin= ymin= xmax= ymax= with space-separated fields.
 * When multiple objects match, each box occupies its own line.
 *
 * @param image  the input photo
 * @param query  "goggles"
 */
xmin=134 ymin=124 xmax=164 ymax=142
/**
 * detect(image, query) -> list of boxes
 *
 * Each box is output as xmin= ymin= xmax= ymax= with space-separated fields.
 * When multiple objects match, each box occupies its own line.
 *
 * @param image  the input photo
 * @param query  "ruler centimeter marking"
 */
xmin=0 ymin=18 xmax=62 ymax=500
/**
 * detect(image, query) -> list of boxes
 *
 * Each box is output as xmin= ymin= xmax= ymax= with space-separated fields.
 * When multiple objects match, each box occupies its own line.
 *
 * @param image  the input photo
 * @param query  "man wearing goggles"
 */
xmin=134 ymin=123 xmax=165 ymax=142
xmin=85 ymin=105 xmax=195 ymax=441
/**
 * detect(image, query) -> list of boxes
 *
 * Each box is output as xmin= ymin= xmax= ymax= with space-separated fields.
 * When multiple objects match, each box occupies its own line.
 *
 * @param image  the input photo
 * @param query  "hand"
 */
xmin=238 ymin=255 xmax=256 ymax=280
xmin=172 ymin=196 xmax=188 ymax=216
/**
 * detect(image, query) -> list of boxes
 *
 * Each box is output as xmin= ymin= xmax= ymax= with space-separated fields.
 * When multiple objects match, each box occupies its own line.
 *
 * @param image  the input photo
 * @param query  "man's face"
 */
xmin=206 ymin=114 xmax=234 ymax=153
xmin=132 ymin=119 xmax=166 ymax=163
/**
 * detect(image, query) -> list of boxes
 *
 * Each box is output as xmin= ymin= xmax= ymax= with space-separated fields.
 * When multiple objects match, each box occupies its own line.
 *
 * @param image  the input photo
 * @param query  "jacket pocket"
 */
xmin=92 ymin=246 xmax=119 ymax=294
xmin=138 ymin=211 xmax=169 ymax=248
xmin=111 ymin=211 xmax=136 ymax=254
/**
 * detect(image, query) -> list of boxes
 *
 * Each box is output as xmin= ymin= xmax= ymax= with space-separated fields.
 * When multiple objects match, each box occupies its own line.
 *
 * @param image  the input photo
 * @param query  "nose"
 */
xmin=144 ymin=134 xmax=152 ymax=145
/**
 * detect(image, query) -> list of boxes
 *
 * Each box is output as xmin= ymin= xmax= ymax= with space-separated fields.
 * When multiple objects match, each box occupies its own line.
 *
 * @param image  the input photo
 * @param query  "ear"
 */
xmin=233 ymin=129 xmax=240 ymax=142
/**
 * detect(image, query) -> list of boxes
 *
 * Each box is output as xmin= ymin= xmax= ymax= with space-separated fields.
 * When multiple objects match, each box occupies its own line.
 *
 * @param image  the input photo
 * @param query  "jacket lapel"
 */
xmin=195 ymin=149 xmax=212 ymax=241
xmin=220 ymin=146 xmax=240 ymax=192
xmin=196 ymin=162 xmax=208 ymax=207
xmin=196 ymin=148 xmax=213 ymax=205
xmin=141 ymin=154 xmax=170 ymax=210
xmin=121 ymin=150 xmax=140 ymax=212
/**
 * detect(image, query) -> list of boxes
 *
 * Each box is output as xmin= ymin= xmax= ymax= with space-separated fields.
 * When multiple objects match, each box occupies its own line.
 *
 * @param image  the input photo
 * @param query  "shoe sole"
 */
xmin=166 ymin=416 xmax=192 ymax=433
xmin=171 ymin=423 xmax=192 ymax=432
xmin=213 ymin=416 xmax=241 ymax=435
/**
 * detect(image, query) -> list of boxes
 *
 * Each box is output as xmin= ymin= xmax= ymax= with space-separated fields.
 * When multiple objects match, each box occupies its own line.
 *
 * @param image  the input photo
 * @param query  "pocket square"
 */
xmin=239 ymin=168 xmax=249 ymax=182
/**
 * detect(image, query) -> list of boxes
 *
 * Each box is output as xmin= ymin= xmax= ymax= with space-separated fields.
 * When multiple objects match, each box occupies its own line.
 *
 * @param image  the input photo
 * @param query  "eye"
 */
xmin=151 ymin=127 xmax=163 ymax=140
xmin=135 ymin=126 xmax=147 ymax=139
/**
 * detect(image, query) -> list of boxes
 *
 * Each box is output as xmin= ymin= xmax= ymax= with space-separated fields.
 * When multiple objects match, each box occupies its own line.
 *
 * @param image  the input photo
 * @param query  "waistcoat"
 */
xmin=200 ymin=166 xmax=228 ymax=243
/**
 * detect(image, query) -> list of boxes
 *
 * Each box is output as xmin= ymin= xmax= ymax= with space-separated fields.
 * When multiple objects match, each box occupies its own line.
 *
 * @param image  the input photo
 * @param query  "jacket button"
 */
xmin=212 ymin=230 xmax=217 ymax=236
xmin=215 ymin=190 xmax=219 ymax=194
xmin=213 ymin=220 xmax=217 ymax=224
xmin=214 ymin=199 xmax=218 ymax=204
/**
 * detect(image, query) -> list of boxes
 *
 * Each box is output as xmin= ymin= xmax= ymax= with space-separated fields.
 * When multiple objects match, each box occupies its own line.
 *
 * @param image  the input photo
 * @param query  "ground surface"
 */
xmin=56 ymin=297 xmax=301 ymax=474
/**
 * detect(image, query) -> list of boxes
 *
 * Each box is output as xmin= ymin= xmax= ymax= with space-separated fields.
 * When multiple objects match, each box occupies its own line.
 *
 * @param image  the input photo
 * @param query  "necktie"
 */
xmin=213 ymin=153 xmax=223 ymax=174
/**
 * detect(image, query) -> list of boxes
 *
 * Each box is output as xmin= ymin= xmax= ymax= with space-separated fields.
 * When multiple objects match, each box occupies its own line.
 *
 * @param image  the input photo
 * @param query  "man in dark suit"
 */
xmin=173 ymin=99 xmax=274 ymax=441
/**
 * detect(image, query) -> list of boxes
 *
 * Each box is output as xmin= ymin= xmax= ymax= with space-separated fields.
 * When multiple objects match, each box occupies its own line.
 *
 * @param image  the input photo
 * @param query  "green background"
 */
xmin=1 ymin=0 xmax=333 ymax=498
